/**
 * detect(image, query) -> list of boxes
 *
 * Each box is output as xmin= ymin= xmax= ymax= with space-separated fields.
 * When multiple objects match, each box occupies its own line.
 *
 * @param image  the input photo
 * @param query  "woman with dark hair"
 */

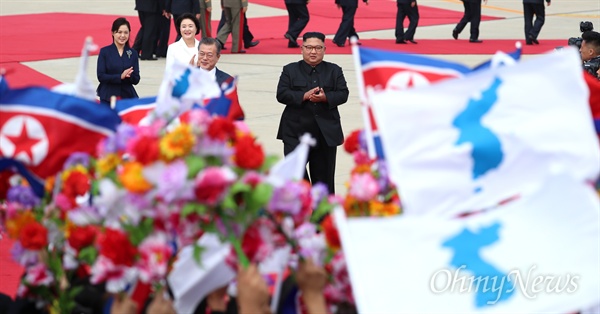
xmin=165 ymin=13 xmax=201 ymax=69
xmin=96 ymin=17 xmax=140 ymax=105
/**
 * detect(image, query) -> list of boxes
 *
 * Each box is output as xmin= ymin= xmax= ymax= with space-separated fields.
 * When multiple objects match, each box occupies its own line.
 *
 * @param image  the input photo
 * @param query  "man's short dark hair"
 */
xmin=302 ymin=32 xmax=326 ymax=43
xmin=582 ymin=31 xmax=600 ymax=55
xmin=175 ymin=13 xmax=200 ymax=36
xmin=199 ymin=37 xmax=222 ymax=55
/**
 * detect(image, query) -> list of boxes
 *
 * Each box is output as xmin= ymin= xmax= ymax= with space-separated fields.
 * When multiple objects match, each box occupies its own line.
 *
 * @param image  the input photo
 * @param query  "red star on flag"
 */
xmin=5 ymin=122 xmax=41 ymax=164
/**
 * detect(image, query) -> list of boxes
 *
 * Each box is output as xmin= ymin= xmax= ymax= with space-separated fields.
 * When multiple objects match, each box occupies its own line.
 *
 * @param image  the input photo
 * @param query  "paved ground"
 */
xmin=1 ymin=0 xmax=599 ymax=193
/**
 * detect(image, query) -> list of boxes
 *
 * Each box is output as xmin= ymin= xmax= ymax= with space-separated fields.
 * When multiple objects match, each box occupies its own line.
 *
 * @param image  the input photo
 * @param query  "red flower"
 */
xmin=19 ymin=222 xmax=48 ymax=250
xmin=207 ymin=117 xmax=236 ymax=141
xmin=234 ymin=136 xmax=265 ymax=169
xmin=68 ymin=225 xmax=97 ymax=251
xmin=321 ymin=215 xmax=341 ymax=250
xmin=343 ymin=130 xmax=361 ymax=154
xmin=131 ymin=136 xmax=160 ymax=165
xmin=97 ymin=229 xmax=138 ymax=266
xmin=241 ymin=223 xmax=264 ymax=262
xmin=62 ymin=171 xmax=90 ymax=199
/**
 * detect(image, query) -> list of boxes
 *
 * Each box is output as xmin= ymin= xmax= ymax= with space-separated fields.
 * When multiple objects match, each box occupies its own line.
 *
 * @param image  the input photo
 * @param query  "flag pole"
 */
xmin=350 ymin=36 xmax=377 ymax=159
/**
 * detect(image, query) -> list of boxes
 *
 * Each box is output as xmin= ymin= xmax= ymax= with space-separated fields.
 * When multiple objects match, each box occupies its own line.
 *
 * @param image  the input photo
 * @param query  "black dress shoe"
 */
xmin=244 ymin=40 xmax=260 ymax=49
xmin=469 ymin=39 xmax=483 ymax=43
xmin=528 ymin=35 xmax=539 ymax=45
xmin=452 ymin=29 xmax=459 ymax=40
xmin=140 ymin=56 xmax=158 ymax=60
xmin=408 ymin=39 xmax=418 ymax=44
xmin=395 ymin=39 xmax=407 ymax=44
xmin=332 ymin=40 xmax=345 ymax=47
xmin=525 ymin=40 xmax=533 ymax=45
xmin=284 ymin=33 xmax=299 ymax=47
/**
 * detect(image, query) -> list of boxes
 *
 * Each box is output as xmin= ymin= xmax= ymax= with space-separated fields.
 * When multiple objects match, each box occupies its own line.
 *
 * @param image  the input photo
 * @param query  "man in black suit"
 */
xmin=332 ymin=0 xmax=369 ymax=47
xmin=523 ymin=0 xmax=551 ymax=45
xmin=133 ymin=0 xmax=162 ymax=60
xmin=276 ymin=32 xmax=349 ymax=193
xmin=283 ymin=0 xmax=310 ymax=48
xmin=452 ymin=0 xmax=487 ymax=43
xmin=395 ymin=0 xmax=419 ymax=44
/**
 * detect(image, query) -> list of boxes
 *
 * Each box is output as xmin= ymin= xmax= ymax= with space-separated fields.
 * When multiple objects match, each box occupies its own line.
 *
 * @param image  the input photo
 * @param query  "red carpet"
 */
xmin=1 ymin=62 xmax=61 ymax=89
xmin=0 ymin=239 xmax=22 ymax=298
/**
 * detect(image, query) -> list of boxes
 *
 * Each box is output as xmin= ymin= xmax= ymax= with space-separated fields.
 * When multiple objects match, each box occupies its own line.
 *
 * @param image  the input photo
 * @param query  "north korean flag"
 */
xmin=359 ymin=46 xmax=471 ymax=92
xmin=114 ymin=96 xmax=157 ymax=125
xmin=0 ymin=80 xmax=121 ymax=180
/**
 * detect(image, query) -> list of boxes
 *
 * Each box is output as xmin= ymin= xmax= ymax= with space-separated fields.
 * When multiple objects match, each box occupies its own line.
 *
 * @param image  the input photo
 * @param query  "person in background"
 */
xmin=216 ymin=0 xmax=248 ymax=53
xmin=133 ymin=0 xmax=162 ymax=60
xmin=96 ymin=17 xmax=140 ymax=105
xmin=523 ymin=0 xmax=551 ymax=45
xmin=199 ymin=0 xmax=213 ymax=38
xmin=166 ymin=0 xmax=200 ymax=41
xmin=166 ymin=13 xmax=200 ymax=69
xmin=332 ymin=0 xmax=368 ymax=47
xmin=452 ymin=0 xmax=487 ymax=43
xmin=395 ymin=0 xmax=419 ymax=44
xmin=217 ymin=12 xmax=260 ymax=49
xmin=581 ymin=31 xmax=600 ymax=79
xmin=283 ymin=0 xmax=309 ymax=48
xmin=276 ymin=32 xmax=349 ymax=193
xmin=155 ymin=4 xmax=171 ymax=58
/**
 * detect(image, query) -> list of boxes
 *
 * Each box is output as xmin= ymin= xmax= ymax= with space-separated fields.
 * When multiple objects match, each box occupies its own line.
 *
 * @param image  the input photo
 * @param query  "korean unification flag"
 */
xmin=370 ymin=47 xmax=600 ymax=216
xmin=154 ymin=61 xmax=221 ymax=122
xmin=335 ymin=174 xmax=600 ymax=313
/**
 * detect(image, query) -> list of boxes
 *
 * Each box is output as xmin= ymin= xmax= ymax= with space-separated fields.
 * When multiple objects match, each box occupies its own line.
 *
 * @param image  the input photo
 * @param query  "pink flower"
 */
xmin=193 ymin=166 xmax=236 ymax=206
xmin=23 ymin=263 xmax=54 ymax=288
xmin=90 ymin=256 xmax=137 ymax=293
xmin=348 ymin=173 xmax=379 ymax=201
xmin=137 ymin=234 xmax=173 ymax=283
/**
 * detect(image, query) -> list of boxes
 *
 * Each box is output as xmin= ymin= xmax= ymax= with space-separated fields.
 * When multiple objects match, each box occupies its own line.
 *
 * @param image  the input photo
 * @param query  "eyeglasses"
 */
xmin=198 ymin=52 xmax=215 ymax=59
xmin=302 ymin=45 xmax=324 ymax=52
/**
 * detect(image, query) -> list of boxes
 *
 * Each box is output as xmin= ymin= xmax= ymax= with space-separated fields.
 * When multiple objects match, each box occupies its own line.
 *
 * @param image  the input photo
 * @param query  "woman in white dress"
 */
xmin=165 ymin=13 xmax=201 ymax=69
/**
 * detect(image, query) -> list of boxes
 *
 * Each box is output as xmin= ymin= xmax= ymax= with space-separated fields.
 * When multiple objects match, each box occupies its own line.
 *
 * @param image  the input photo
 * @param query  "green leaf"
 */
xmin=230 ymin=182 xmax=251 ymax=195
xmin=182 ymin=203 xmax=207 ymax=217
xmin=78 ymin=246 xmax=98 ymax=265
xmin=192 ymin=243 xmax=205 ymax=265
xmin=246 ymin=183 xmax=273 ymax=213
xmin=221 ymin=194 xmax=237 ymax=211
xmin=310 ymin=199 xmax=335 ymax=223
xmin=185 ymin=155 xmax=206 ymax=179
xmin=123 ymin=218 xmax=155 ymax=246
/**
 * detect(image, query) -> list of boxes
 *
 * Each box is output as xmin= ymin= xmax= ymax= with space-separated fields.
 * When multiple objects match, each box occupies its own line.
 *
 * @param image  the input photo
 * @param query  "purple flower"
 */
xmin=155 ymin=160 xmax=193 ymax=203
xmin=7 ymin=186 xmax=40 ymax=208
xmin=310 ymin=183 xmax=329 ymax=209
xmin=101 ymin=124 xmax=136 ymax=153
xmin=267 ymin=182 xmax=304 ymax=215
xmin=11 ymin=242 xmax=38 ymax=266
xmin=63 ymin=152 xmax=90 ymax=169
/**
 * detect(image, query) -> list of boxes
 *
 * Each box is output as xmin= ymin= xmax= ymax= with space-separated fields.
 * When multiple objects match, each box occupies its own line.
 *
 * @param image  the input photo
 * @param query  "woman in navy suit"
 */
xmin=96 ymin=17 xmax=140 ymax=105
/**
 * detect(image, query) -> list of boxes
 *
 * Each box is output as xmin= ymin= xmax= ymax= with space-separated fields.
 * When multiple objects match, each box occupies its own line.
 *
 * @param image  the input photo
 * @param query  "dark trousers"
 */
xmin=395 ymin=2 xmax=419 ymax=41
xmin=333 ymin=6 xmax=358 ymax=44
xmin=133 ymin=10 xmax=160 ymax=59
xmin=455 ymin=1 xmax=481 ymax=40
xmin=523 ymin=2 xmax=545 ymax=40
xmin=156 ymin=15 xmax=171 ymax=57
xmin=283 ymin=127 xmax=337 ymax=194
xmin=218 ymin=12 xmax=254 ymax=46
xmin=285 ymin=3 xmax=310 ymax=40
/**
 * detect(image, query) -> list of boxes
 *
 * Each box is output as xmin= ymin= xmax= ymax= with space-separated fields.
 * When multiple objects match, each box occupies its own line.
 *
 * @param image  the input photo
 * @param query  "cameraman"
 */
xmin=580 ymin=31 xmax=600 ymax=79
